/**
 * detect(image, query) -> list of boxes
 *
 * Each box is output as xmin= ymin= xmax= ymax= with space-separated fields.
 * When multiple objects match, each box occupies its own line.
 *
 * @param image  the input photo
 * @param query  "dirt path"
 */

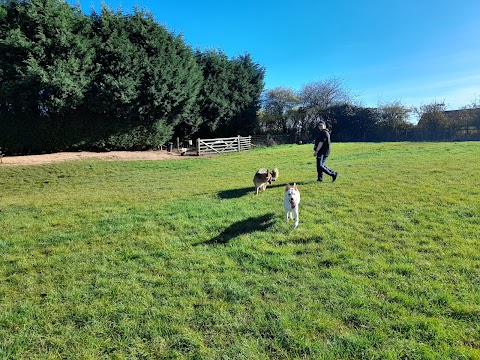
xmin=0 ymin=150 xmax=188 ymax=165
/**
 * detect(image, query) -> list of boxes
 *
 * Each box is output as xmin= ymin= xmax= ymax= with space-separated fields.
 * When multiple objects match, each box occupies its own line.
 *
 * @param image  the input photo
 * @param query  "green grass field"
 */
xmin=1 ymin=142 xmax=479 ymax=359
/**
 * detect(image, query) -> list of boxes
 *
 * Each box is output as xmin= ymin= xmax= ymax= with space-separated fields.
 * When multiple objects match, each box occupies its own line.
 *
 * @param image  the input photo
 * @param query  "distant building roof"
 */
xmin=444 ymin=108 xmax=480 ymax=121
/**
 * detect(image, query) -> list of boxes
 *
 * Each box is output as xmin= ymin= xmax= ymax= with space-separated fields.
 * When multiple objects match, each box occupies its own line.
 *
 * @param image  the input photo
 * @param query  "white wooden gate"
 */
xmin=196 ymin=135 xmax=252 ymax=155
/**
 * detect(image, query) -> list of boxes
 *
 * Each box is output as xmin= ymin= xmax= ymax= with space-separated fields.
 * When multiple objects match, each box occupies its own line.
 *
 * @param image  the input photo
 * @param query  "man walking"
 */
xmin=313 ymin=120 xmax=338 ymax=182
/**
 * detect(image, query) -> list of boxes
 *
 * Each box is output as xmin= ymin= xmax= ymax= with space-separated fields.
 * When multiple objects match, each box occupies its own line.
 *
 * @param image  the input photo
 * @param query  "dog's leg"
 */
xmin=288 ymin=213 xmax=291 ymax=222
xmin=293 ymin=209 xmax=299 ymax=228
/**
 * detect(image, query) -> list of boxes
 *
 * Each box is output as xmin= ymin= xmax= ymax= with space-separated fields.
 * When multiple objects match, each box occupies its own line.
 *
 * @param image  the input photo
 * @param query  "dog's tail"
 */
xmin=270 ymin=167 xmax=279 ymax=181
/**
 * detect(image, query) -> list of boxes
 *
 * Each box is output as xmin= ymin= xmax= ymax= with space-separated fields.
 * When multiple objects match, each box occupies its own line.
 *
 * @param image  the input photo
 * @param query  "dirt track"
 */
xmin=0 ymin=150 xmax=187 ymax=165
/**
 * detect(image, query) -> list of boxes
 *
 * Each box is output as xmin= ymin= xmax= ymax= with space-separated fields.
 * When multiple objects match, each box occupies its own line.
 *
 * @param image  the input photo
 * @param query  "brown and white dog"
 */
xmin=253 ymin=168 xmax=279 ymax=195
xmin=284 ymin=183 xmax=300 ymax=228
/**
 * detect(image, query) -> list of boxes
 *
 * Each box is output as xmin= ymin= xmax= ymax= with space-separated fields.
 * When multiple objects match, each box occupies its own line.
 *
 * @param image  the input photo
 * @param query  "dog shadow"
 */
xmin=197 ymin=213 xmax=275 ymax=245
xmin=218 ymin=182 xmax=289 ymax=199
xmin=217 ymin=186 xmax=252 ymax=199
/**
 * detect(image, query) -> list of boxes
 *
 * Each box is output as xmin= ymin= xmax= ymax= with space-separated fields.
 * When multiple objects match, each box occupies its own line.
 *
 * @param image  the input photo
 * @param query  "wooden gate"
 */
xmin=196 ymin=135 xmax=251 ymax=155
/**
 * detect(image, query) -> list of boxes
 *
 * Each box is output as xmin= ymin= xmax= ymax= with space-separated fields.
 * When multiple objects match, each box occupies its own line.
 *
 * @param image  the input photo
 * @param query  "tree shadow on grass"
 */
xmin=197 ymin=213 xmax=276 ymax=245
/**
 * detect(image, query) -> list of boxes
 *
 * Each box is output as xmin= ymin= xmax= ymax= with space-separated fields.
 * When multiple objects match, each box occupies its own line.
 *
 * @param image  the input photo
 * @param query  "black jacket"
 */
xmin=314 ymin=129 xmax=331 ymax=156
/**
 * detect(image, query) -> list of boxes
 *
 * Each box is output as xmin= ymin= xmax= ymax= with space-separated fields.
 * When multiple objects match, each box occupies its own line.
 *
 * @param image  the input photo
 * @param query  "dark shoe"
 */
xmin=317 ymin=177 xmax=323 ymax=182
xmin=332 ymin=172 xmax=338 ymax=182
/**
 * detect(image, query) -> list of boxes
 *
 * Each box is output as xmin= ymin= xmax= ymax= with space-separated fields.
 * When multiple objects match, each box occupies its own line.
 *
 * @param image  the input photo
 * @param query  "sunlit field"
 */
xmin=1 ymin=142 xmax=479 ymax=359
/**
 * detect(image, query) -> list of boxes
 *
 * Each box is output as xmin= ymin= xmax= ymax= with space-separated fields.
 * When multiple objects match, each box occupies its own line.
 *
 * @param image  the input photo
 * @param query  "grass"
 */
xmin=0 ymin=142 xmax=479 ymax=359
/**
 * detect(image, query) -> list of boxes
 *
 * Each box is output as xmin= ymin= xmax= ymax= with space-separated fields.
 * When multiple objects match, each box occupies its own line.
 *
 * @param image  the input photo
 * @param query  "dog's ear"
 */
xmin=285 ymin=183 xmax=290 ymax=190
xmin=293 ymin=183 xmax=298 ymax=190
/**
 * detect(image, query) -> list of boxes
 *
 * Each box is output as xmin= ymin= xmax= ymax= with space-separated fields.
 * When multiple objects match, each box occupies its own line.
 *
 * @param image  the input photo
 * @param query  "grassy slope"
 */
xmin=0 ymin=142 xmax=479 ymax=359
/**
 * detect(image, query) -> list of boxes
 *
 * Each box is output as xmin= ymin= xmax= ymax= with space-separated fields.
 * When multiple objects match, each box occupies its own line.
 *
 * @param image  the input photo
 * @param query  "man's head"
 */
xmin=318 ymin=120 xmax=326 ymax=129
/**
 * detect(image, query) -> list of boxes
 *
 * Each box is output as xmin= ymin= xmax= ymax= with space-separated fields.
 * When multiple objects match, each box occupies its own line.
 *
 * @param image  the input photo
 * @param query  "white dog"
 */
xmin=283 ymin=183 xmax=301 ymax=228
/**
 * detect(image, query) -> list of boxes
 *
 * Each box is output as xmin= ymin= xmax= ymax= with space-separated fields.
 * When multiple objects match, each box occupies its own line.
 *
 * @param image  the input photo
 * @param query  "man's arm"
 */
xmin=314 ymin=132 xmax=326 ymax=155
xmin=314 ymin=141 xmax=323 ymax=156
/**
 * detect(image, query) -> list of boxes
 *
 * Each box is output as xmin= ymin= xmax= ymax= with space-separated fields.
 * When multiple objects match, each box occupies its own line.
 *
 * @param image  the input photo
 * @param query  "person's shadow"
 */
xmin=196 ymin=213 xmax=275 ymax=245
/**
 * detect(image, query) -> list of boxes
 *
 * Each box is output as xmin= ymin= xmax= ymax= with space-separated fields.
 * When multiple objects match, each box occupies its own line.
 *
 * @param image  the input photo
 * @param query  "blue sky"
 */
xmin=74 ymin=0 xmax=480 ymax=111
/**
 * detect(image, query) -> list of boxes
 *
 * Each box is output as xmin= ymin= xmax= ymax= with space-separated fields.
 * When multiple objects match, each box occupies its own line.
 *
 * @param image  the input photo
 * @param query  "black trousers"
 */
xmin=316 ymin=154 xmax=335 ymax=180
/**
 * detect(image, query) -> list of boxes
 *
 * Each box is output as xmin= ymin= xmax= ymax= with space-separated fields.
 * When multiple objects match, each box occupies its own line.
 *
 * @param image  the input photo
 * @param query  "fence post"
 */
xmin=197 ymin=138 xmax=200 ymax=156
xmin=237 ymin=135 xmax=241 ymax=152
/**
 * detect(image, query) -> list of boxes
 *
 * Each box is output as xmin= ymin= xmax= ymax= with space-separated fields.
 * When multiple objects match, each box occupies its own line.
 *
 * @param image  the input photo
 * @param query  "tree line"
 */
xmin=259 ymin=79 xmax=480 ymax=143
xmin=1 ymin=1 xmax=479 ymax=155
xmin=0 ymin=0 xmax=264 ymax=154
